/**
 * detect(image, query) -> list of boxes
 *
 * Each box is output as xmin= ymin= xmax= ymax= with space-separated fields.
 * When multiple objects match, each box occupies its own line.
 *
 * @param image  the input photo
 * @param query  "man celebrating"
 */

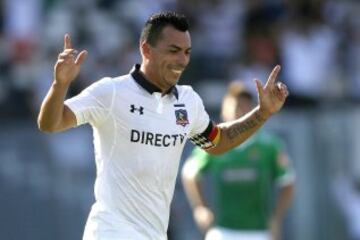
xmin=38 ymin=11 xmax=289 ymax=240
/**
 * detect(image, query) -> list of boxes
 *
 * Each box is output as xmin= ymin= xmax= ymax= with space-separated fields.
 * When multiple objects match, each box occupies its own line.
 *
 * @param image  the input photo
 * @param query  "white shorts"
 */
xmin=82 ymin=203 xmax=154 ymax=240
xmin=205 ymin=227 xmax=269 ymax=240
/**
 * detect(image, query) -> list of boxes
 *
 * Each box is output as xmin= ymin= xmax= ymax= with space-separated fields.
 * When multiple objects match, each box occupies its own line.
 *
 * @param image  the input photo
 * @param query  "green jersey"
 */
xmin=189 ymin=131 xmax=293 ymax=230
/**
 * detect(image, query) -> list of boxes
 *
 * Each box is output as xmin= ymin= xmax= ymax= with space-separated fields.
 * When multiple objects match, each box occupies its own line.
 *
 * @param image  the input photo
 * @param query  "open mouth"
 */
xmin=171 ymin=69 xmax=182 ymax=74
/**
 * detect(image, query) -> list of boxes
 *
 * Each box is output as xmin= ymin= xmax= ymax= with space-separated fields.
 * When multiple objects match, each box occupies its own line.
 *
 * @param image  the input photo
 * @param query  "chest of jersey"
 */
xmin=113 ymin=91 xmax=194 ymax=149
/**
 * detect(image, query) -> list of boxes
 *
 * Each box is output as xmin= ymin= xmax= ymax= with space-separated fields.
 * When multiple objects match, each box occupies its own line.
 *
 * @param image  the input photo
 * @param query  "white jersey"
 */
xmin=65 ymin=64 xmax=220 ymax=240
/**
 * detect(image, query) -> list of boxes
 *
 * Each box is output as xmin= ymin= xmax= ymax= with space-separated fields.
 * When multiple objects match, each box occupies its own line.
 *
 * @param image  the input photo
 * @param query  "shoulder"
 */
xmin=79 ymin=75 xmax=134 ymax=104
xmin=176 ymin=85 xmax=203 ymax=102
xmin=88 ymin=74 xmax=133 ymax=93
xmin=111 ymin=74 xmax=132 ymax=84
xmin=86 ymin=76 xmax=113 ymax=92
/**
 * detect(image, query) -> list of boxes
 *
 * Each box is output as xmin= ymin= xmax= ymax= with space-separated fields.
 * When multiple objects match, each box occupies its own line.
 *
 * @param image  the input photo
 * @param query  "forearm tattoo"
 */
xmin=226 ymin=112 xmax=265 ymax=140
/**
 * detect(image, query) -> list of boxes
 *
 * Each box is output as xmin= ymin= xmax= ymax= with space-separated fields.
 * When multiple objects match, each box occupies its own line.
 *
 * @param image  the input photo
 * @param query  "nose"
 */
xmin=177 ymin=52 xmax=190 ymax=67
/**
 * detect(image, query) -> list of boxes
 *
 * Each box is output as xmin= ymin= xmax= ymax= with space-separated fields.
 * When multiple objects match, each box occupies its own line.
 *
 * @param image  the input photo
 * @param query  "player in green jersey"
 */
xmin=182 ymin=81 xmax=295 ymax=240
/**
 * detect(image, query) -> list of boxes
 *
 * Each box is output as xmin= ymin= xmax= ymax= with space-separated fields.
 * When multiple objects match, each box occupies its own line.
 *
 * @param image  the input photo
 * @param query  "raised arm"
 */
xmin=37 ymin=34 xmax=87 ymax=133
xmin=207 ymin=65 xmax=288 ymax=155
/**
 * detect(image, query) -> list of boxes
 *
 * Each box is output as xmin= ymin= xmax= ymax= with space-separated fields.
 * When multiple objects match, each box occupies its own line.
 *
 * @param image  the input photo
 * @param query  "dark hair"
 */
xmin=140 ymin=11 xmax=189 ymax=46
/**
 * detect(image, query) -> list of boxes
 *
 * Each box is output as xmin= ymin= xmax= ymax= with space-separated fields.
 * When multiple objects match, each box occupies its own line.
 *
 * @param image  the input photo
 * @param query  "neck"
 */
xmin=140 ymin=63 xmax=170 ymax=94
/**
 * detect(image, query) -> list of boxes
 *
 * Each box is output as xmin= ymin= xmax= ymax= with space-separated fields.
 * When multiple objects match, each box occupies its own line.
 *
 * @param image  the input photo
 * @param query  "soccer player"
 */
xmin=182 ymin=81 xmax=295 ymax=240
xmin=37 ymin=11 xmax=289 ymax=240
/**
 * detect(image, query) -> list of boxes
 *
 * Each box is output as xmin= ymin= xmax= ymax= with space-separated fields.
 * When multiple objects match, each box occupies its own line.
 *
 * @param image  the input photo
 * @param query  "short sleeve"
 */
xmin=189 ymin=90 xmax=210 ymax=137
xmin=188 ymin=90 xmax=221 ymax=150
xmin=64 ymin=77 xmax=114 ymax=127
xmin=272 ymin=138 xmax=296 ymax=186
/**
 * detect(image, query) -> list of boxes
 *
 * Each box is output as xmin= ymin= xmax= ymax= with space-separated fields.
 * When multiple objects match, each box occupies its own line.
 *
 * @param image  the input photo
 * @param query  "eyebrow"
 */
xmin=168 ymin=44 xmax=192 ymax=51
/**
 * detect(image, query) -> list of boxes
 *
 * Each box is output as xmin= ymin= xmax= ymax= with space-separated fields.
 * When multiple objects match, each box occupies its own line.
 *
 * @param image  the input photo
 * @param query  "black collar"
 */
xmin=130 ymin=64 xmax=178 ymax=100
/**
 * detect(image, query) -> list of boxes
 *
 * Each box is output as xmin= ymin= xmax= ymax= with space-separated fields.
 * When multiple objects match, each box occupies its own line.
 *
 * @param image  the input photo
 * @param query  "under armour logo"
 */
xmin=130 ymin=104 xmax=144 ymax=115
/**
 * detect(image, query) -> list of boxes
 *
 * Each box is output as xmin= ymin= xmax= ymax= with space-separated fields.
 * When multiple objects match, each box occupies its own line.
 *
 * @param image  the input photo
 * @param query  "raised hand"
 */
xmin=54 ymin=34 xmax=88 ymax=86
xmin=255 ymin=65 xmax=289 ymax=117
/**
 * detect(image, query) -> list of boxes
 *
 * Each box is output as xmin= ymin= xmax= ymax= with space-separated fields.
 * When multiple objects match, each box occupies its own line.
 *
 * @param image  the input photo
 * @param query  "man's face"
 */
xmin=146 ymin=26 xmax=191 ymax=89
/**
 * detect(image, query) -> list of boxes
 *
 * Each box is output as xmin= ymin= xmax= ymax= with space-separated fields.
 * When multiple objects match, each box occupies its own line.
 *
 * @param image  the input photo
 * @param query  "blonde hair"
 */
xmin=221 ymin=81 xmax=253 ymax=121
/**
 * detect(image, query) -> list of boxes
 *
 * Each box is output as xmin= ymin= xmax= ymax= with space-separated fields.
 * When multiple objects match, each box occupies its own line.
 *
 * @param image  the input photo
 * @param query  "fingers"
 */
xmin=60 ymin=34 xmax=87 ymax=66
xmin=58 ymin=49 xmax=87 ymax=66
xmin=272 ymin=82 xmax=289 ymax=103
xmin=255 ymin=79 xmax=264 ymax=96
xmin=58 ymin=49 xmax=78 ymax=63
xmin=75 ymin=50 xmax=88 ymax=66
xmin=58 ymin=49 xmax=78 ymax=58
xmin=64 ymin=33 xmax=72 ymax=50
xmin=265 ymin=65 xmax=281 ymax=89
xmin=276 ymin=82 xmax=289 ymax=99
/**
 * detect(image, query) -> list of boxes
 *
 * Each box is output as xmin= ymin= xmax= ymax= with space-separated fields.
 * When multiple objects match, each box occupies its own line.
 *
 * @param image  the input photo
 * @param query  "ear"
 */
xmin=140 ymin=41 xmax=151 ymax=59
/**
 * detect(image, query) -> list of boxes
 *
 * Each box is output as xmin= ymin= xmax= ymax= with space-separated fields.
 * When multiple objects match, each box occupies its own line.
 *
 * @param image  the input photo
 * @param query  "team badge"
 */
xmin=175 ymin=109 xmax=189 ymax=127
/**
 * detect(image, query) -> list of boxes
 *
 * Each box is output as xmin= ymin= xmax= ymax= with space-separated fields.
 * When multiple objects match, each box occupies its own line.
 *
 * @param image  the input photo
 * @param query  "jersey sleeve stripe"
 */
xmin=190 ymin=121 xmax=221 ymax=149
xmin=208 ymin=125 xmax=219 ymax=141
xmin=209 ymin=126 xmax=221 ymax=145
xmin=202 ymin=121 xmax=214 ymax=137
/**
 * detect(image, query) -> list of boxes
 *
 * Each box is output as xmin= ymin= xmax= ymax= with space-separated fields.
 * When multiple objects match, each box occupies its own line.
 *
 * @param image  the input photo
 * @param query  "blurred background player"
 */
xmin=182 ymin=81 xmax=295 ymax=240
